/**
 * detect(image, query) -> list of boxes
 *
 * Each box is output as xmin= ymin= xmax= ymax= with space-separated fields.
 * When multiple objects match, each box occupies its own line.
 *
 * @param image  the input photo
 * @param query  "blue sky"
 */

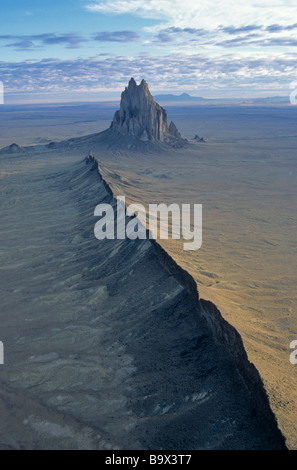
xmin=1 ymin=0 xmax=297 ymax=102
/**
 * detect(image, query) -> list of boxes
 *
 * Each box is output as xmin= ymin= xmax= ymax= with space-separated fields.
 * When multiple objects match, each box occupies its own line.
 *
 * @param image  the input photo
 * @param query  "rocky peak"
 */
xmin=168 ymin=121 xmax=181 ymax=139
xmin=111 ymin=78 xmax=184 ymax=145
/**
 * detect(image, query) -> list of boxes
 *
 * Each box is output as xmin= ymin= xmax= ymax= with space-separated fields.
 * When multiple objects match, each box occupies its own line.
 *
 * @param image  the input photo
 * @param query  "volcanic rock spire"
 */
xmin=111 ymin=78 xmax=183 ymax=145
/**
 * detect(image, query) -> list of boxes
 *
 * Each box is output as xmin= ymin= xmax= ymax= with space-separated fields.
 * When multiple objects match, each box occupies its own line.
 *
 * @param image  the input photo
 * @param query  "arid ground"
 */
xmin=0 ymin=102 xmax=296 ymax=448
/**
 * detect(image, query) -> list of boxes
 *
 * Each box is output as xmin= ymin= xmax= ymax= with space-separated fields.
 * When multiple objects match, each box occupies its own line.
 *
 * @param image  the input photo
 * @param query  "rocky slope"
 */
xmin=86 ymin=154 xmax=287 ymax=450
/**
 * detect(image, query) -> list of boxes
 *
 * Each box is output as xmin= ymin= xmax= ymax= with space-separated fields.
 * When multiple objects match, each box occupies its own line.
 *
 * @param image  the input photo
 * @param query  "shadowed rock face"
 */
xmin=111 ymin=78 xmax=183 ymax=144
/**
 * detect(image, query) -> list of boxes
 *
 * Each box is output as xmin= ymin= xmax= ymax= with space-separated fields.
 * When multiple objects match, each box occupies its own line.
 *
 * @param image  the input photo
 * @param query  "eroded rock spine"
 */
xmin=111 ymin=78 xmax=184 ymax=146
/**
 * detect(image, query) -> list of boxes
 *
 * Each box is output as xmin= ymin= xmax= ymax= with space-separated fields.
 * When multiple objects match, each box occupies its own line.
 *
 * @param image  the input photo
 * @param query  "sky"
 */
xmin=1 ymin=0 xmax=297 ymax=102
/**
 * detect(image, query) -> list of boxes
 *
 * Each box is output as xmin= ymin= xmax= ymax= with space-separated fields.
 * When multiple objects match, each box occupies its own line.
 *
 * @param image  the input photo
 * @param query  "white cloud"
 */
xmin=1 ymin=52 xmax=296 ymax=98
xmin=86 ymin=0 xmax=297 ymax=29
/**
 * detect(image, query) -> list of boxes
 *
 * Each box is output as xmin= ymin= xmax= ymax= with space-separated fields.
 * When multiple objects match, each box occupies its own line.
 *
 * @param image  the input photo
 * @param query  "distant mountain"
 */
xmin=153 ymin=93 xmax=290 ymax=105
xmin=154 ymin=93 xmax=207 ymax=102
xmin=245 ymin=96 xmax=289 ymax=104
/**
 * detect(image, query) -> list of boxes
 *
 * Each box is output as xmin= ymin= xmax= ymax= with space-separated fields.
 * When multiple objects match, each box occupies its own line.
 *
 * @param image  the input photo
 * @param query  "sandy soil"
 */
xmin=0 ymin=146 xmax=285 ymax=449
xmin=0 ymin=103 xmax=296 ymax=448
xmin=90 ymin=104 xmax=297 ymax=449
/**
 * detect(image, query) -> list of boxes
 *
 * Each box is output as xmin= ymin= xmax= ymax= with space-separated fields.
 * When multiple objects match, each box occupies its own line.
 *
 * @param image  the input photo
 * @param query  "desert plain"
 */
xmin=0 ymin=100 xmax=296 ymax=449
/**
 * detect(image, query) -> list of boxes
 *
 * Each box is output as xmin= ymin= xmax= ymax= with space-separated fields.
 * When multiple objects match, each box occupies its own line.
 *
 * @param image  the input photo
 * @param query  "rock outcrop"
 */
xmin=0 ymin=143 xmax=20 ymax=154
xmin=9 ymin=143 xmax=20 ymax=153
xmin=194 ymin=134 xmax=206 ymax=142
xmin=111 ymin=78 xmax=185 ymax=146
xmin=168 ymin=121 xmax=181 ymax=139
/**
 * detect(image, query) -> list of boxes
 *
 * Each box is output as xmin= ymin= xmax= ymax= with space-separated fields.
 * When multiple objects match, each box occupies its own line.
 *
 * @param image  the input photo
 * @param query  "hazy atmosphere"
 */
xmin=0 ymin=0 xmax=296 ymax=453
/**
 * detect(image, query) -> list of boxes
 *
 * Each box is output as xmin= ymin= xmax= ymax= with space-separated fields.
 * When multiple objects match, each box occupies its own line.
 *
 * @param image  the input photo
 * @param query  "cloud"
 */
xmin=151 ymin=21 xmax=297 ymax=52
xmin=154 ymin=27 xmax=210 ymax=46
xmin=218 ymin=35 xmax=297 ymax=48
xmin=5 ymin=40 xmax=35 ymax=51
xmin=0 ymin=31 xmax=141 ymax=51
xmin=0 ymin=34 xmax=88 ymax=50
xmin=262 ymin=37 xmax=297 ymax=46
xmin=266 ymin=24 xmax=285 ymax=32
xmin=222 ymin=25 xmax=262 ymax=35
xmin=85 ymin=0 xmax=297 ymax=58
xmin=1 ymin=52 xmax=296 ymax=97
xmin=93 ymin=31 xmax=140 ymax=42
xmin=41 ymin=34 xmax=88 ymax=48
xmin=85 ymin=0 xmax=297 ymax=30
xmin=265 ymin=23 xmax=297 ymax=32
xmin=157 ymin=27 xmax=208 ymax=37
xmin=154 ymin=31 xmax=174 ymax=43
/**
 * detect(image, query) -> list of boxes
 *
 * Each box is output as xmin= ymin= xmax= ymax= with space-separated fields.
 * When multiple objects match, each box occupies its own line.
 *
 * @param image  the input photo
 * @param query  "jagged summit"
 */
xmin=111 ymin=78 xmax=185 ymax=146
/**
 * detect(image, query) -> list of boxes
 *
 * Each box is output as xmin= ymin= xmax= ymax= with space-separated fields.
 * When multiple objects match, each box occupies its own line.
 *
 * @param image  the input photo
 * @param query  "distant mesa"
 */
xmin=111 ymin=78 xmax=186 ymax=147
xmin=154 ymin=92 xmax=207 ymax=102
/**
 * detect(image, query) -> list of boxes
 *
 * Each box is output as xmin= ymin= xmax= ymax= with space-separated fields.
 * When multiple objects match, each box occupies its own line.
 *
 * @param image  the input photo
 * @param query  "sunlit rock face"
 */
xmin=111 ymin=78 xmax=182 ymax=143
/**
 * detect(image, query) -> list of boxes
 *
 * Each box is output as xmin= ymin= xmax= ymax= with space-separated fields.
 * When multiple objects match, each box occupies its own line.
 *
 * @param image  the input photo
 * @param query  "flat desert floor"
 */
xmin=0 ymin=102 xmax=296 ymax=448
